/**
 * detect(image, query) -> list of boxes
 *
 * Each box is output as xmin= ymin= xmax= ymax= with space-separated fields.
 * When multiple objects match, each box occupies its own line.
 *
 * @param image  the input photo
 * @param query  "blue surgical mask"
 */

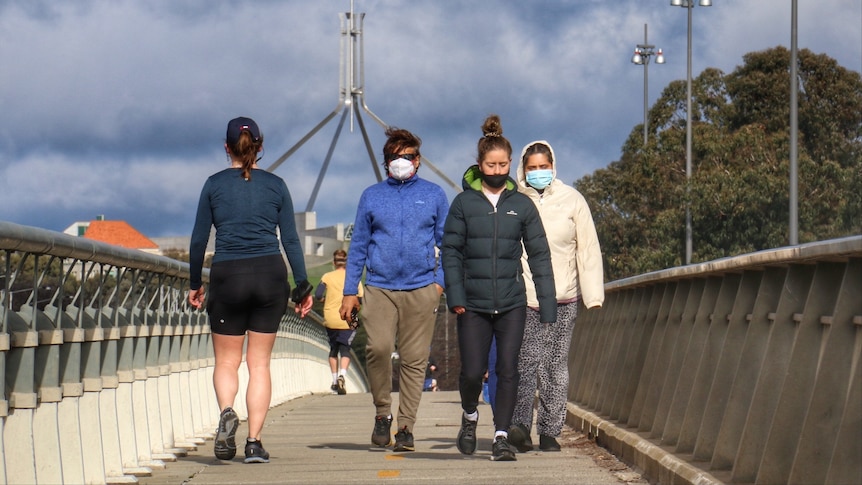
xmin=526 ymin=169 xmax=554 ymax=190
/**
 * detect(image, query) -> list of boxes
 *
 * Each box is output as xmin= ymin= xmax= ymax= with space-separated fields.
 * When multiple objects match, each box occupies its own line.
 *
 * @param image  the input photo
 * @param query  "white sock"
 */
xmin=495 ymin=430 xmax=508 ymax=439
xmin=464 ymin=411 xmax=478 ymax=422
xmin=339 ymin=369 xmax=347 ymax=377
xmin=332 ymin=373 xmax=338 ymax=384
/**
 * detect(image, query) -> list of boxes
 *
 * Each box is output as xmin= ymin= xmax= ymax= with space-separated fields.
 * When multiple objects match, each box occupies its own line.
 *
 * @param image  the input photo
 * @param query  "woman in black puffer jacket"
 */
xmin=442 ymin=114 xmax=556 ymax=462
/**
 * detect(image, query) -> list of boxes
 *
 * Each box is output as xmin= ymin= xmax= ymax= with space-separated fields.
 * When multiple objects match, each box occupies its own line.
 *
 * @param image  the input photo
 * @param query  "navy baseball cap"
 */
xmin=226 ymin=117 xmax=262 ymax=144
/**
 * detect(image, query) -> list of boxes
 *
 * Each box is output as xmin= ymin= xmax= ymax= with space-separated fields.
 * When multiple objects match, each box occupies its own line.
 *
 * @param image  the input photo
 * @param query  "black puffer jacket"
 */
xmin=442 ymin=165 xmax=557 ymax=323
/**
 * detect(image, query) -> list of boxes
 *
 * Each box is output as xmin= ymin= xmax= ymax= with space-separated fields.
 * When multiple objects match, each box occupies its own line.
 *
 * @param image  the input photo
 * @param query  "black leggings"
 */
xmin=457 ymin=307 xmax=526 ymax=432
xmin=207 ymin=254 xmax=289 ymax=336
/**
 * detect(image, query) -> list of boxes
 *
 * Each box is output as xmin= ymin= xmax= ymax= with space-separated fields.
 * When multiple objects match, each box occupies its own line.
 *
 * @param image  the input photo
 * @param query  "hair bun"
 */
xmin=481 ymin=114 xmax=503 ymax=138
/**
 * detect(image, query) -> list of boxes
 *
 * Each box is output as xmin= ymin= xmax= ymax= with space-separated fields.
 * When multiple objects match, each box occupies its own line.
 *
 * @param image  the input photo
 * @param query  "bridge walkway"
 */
xmin=139 ymin=390 xmax=644 ymax=485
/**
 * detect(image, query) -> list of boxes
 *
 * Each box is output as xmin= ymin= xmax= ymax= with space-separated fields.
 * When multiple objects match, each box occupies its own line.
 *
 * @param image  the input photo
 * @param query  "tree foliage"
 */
xmin=576 ymin=47 xmax=861 ymax=281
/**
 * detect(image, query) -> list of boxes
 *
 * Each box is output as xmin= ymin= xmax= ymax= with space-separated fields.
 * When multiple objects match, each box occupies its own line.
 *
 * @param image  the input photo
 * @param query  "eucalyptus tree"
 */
xmin=577 ymin=47 xmax=861 ymax=281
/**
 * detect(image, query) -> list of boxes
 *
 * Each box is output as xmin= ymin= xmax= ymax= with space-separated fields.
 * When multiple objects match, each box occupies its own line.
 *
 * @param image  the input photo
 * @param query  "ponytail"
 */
xmin=227 ymin=130 xmax=263 ymax=180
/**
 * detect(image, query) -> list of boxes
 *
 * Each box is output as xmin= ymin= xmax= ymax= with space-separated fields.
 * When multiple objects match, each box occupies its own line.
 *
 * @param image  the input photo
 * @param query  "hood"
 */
xmin=461 ymin=164 xmax=517 ymax=192
xmin=516 ymin=140 xmax=558 ymax=193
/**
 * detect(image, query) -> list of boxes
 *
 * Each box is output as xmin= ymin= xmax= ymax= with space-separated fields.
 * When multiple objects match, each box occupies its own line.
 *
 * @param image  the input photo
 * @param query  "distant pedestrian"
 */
xmin=507 ymin=140 xmax=604 ymax=453
xmin=188 ymin=116 xmax=313 ymax=464
xmin=339 ymin=127 xmax=449 ymax=452
xmin=424 ymin=355 xmax=439 ymax=392
xmin=442 ymin=114 xmax=556 ymax=462
xmin=485 ymin=337 xmax=497 ymax=409
xmin=315 ymin=249 xmax=363 ymax=395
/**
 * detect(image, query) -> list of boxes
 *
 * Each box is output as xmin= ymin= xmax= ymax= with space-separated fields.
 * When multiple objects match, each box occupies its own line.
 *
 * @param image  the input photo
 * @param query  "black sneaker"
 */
xmin=491 ymin=435 xmax=517 ymax=461
xmin=336 ymin=375 xmax=346 ymax=395
xmin=214 ymin=407 xmax=239 ymax=460
xmin=507 ymin=423 xmax=534 ymax=453
xmin=243 ymin=439 xmax=270 ymax=464
xmin=539 ymin=434 xmax=561 ymax=452
xmin=393 ymin=426 xmax=415 ymax=452
xmin=330 ymin=383 xmax=338 ymax=393
xmin=371 ymin=415 xmax=393 ymax=447
xmin=456 ymin=413 xmax=478 ymax=455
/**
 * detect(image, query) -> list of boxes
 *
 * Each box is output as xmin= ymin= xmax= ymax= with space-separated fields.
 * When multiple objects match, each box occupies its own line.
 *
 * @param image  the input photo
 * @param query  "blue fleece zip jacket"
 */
xmin=344 ymin=174 xmax=449 ymax=295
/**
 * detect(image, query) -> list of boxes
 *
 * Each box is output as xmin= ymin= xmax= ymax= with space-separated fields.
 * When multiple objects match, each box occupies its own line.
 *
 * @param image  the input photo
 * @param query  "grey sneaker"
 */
xmin=336 ymin=375 xmax=346 ymax=395
xmin=371 ymin=415 xmax=393 ymax=447
xmin=393 ymin=426 xmax=415 ymax=452
xmin=243 ymin=439 xmax=270 ymax=464
xmin=507 ymin=423 xmax=534 ymax=453
xmin=214 ymin=407 xmax=239 ymax=460
xmin=491 ymin=435 xmax=517 ymax=461
xmin=456 ymin=413 xmax=478 ymax=455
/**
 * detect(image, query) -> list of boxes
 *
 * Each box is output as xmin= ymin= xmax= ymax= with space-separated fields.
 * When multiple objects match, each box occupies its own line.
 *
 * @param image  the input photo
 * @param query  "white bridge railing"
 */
xmin=0 ymin=221 xmax=367 ymax=484
xmin=567 ymin=236 xmax=862 ymax=485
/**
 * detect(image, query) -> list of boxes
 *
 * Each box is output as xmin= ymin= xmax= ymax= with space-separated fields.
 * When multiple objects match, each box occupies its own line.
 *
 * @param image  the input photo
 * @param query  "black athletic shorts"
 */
xmin=206 ymin=254 xmax=289 ymax=336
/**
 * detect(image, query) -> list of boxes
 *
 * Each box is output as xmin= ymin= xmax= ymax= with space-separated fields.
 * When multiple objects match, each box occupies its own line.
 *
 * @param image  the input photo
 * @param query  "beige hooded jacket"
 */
xmin=516 ymin=140 xmax=605 ymax=309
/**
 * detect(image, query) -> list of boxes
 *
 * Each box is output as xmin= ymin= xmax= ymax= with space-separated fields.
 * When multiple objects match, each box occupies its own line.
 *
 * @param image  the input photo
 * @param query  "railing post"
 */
xmin=3 ymin=252 xmax=40 ymax=484
xmin=55 ymin=259 xmax=87 ymax=483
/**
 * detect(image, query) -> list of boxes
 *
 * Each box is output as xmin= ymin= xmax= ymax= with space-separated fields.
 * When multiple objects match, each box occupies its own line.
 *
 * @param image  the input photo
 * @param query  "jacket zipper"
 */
xmin=488 ymin=192 xmax=500 ymax=314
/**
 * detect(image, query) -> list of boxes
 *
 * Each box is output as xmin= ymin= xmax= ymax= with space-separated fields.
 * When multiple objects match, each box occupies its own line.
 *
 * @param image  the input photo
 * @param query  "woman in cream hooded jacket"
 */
xmin=507 ymin=140 xmax=605 ymax=452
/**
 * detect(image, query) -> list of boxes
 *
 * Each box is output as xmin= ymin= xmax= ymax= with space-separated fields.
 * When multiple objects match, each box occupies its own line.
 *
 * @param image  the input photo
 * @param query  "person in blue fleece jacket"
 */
xmin=340 ymin=127 xmax=449 ymax=453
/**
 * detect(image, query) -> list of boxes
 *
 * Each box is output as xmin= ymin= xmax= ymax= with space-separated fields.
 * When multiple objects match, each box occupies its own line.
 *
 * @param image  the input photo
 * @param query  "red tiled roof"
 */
xmin=83 ymin=220 xmax=159 ymax=249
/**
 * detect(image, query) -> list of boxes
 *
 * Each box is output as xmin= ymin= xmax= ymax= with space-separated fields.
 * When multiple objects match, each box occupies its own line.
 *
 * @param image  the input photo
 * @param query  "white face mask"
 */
xmin=388 ymin=158 xmax=416 ymax=180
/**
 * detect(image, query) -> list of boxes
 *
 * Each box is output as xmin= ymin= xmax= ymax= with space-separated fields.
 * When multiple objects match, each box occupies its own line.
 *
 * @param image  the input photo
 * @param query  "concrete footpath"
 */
xmin=139 ymin=390 xmax=646 ymax=485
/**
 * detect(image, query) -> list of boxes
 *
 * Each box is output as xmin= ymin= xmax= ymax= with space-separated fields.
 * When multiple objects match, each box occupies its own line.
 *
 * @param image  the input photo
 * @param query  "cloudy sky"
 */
xmin=1 ymin=0 xmax=859 ymax=238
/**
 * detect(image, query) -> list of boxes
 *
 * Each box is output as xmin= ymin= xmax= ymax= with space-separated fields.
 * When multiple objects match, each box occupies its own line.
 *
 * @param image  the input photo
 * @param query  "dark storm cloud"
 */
xmin=0 ymin=0 xmax=858 ymax=237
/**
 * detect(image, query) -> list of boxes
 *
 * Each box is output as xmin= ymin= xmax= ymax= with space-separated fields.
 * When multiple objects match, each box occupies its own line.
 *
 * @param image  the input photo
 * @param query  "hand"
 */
xmin=434 ymin=283 xmax=444 ymax=296
xmin=340 ymin=295 xmax=360 ymax=322
xmin=188 ymin=287 xmax=205 ymax=310
xmin=294 ymin=293 xmax=313 ymax=318
xmin=291 ymin=280 xmax=313 ymax=304
xmin=453 ymin=306 xmax=465 ymax=315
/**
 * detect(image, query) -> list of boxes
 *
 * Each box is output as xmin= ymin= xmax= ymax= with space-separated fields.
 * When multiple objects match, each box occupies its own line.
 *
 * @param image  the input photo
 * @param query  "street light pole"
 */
xmin=671 ymin=0 xmax=711 ymax=265
xmin=631 ymin=24 xmax=664 ymax=147
xmin=789 ymin=0 xmax=799 ymax=245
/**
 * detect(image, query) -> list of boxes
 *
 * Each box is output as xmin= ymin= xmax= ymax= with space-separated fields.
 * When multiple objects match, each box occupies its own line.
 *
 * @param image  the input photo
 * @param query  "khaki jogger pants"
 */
xmin=362 ymin=284 xmax=440 ymax=432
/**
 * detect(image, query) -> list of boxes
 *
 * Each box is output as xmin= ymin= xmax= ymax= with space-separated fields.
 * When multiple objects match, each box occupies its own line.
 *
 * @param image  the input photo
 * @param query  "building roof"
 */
xmin=83 ymin=220 xmax=159 ymax=250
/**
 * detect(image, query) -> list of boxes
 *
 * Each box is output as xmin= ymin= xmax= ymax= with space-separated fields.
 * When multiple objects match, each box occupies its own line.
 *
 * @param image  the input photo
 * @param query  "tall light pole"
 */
xmin=671 ymin=0 xmax=711 ymax=265
xmin=789 ymin=0 xmax=798 ymax=245
xmin=631 ymin=24 xmax=665 ymax=147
